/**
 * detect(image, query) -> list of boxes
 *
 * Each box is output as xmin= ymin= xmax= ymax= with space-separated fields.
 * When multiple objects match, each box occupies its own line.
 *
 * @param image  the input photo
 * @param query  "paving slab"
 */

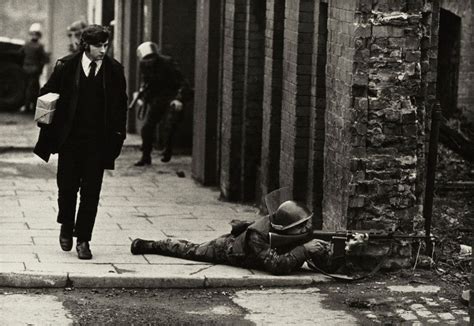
xmin=0 ymin=253 xmax=39 ymax=263
xmin=24 ymin=262 xmax=116 ymax=274
xmin=0 ymin=235 xmax=34 ymax=245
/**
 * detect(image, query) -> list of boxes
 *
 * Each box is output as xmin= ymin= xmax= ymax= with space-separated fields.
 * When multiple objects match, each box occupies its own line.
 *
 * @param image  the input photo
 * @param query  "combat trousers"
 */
xmin=140 ymin=97 xmax=182 ymax=158
xmin=56 ymin=141 xmax=104 ymax=242
xmin=24 ymin=72 xmax=40 ymax=111
xmin=149 ymin=235 xmax=234 ymax=264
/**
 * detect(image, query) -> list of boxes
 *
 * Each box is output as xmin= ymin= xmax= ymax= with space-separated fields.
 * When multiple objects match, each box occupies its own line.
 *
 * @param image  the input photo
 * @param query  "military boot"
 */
xmin=135 ymin=155 xmax=151 ymax=166
xmin=131 ymin=238 xmax=156 ymax=254
xmin=161 ymin=150 xmax=172 ymax=163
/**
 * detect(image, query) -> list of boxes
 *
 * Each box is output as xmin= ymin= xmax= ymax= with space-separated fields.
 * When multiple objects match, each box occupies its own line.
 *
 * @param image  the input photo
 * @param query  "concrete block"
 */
xmin=25 ymin=262 xmax=115 ymax=275
xmin=114 ymin=263 xmax=210 ymax=275
xmin=0 ymin=262 xmax=25 ymax=272
xmin=0 ymin=245 xmax=34 ymax=253
xmin=133 ymin=204 xmax=194 ymax=217
xmin=0 ymin=253 xmax=38 ymax=263
xmin=146 ymin=219 xmax=217 ymax=231
xmin=436 ymin=312 xmax=455 ymax=320
xmin=0 ymin=235 xmax=33 ymax=245
xmin=70 ymin=274 xmax=205 ymax=288
xmin=0 ymin=271 xmax=67 ymax=287
xmin=388 ymin=285 xmax=440 ymax=293
xmin=0 ymin=208 xmax=23 ymax=218
xmin=0 ymin=222 xmax=28 ymax=230
xmin=25 ymin=221 xmax=57 ymax=230
xmin=395 ymin=309 xmax=418 ymax=321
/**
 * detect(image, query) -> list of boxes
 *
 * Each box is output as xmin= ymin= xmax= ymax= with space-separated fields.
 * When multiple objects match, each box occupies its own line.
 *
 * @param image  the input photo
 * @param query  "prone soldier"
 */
xmin=134 ymin=42 xmax=193 ymax=166
xmin=131 ymin=199 xmax=339 ymax=275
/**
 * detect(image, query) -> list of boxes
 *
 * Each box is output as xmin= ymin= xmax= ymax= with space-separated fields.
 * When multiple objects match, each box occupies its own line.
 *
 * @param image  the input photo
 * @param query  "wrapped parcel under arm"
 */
xmin=34 ymin=93 xmax=59 ymax=124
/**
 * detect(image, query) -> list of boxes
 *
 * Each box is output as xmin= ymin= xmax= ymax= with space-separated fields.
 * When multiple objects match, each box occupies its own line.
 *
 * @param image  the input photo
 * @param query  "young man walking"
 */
xmin=34 ymin=25 xmax=128 ymax=259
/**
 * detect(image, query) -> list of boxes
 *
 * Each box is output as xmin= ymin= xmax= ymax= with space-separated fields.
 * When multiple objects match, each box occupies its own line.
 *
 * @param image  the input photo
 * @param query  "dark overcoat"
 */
xmin=33 ymin=52 xmax=128 ymax=170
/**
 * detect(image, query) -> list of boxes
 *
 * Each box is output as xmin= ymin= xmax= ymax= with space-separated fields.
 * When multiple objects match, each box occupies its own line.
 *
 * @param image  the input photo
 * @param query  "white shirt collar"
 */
xmin=81 ymin=52 xmax=103 ymax=77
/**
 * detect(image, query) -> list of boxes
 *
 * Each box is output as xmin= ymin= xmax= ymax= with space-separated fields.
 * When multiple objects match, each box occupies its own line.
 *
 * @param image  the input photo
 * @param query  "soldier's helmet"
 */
xmin=29 ymin=23 xmax=42 ymax=35
xmin=265 ymin=187 xmax=312 ymax=233
xmin=270 ymin=200 xmax=312 ymax=233
xmin=137 ymin=41 xmax=160 ymax=61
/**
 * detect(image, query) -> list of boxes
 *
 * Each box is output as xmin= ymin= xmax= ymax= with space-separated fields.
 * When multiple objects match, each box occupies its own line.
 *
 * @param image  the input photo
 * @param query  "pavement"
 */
xmin=0 ymin=112 xmax=328 ymax=288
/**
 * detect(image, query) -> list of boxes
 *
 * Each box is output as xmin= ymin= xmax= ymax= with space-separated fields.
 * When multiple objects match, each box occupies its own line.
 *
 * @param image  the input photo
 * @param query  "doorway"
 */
xmin=437 ymin=8 xmax=461 ymax=117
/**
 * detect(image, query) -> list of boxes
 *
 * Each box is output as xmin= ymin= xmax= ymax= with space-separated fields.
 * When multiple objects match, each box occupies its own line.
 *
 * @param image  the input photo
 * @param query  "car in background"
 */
xmin=0 ymin=36 xmax=25 ymax=111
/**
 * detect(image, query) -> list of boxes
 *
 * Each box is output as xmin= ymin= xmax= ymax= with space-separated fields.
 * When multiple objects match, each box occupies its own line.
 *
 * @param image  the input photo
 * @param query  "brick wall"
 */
xmin=471 ymin=241 xmax=474 ymax=320
xmin=307 ymin=1 xmax=328 ymax=228
xmin=240 ymin=0 xmax=266 ymax=201
xmin=192 ymin=0 xmax=222 ymax=185
xmin=322 ymin=0 xmax=358 ymax=229
xmin=348 ymin=1 xmax=429 ymax=231
xmin=322 ymin=0 xmax=436 ymax=232
xmin=279 ymin=0 xmax=315 ymax=202
xmin=213 ymin=0 xmax=439 ymax=242
xmin=220 ymin=0 xmax=246 ymax=200
xmin=259 ymin=0 xmax=285 ymax=208
xmin=193 ymin=0 xmax=210 ymax=182
xmin=439 ymin=0 xmax=474 ymax=122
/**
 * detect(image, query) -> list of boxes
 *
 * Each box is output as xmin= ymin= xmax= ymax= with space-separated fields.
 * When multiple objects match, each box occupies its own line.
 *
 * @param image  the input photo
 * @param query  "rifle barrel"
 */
xmin=311 ymin=230 xmax=431 ymax=241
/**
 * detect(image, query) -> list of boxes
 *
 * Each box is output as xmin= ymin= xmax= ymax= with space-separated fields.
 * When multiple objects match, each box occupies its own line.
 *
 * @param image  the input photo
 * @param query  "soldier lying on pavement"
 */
xmin=131 ymin=199 xmax=363 ymax=275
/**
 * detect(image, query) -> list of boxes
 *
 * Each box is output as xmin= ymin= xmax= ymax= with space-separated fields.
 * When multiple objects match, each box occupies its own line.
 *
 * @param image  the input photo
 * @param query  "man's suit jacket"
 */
xmin=33 ymin=52 xmax=128 ymax=170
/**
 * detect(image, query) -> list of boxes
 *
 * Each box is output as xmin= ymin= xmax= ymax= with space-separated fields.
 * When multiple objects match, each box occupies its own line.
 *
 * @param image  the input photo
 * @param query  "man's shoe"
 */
xmin=76 ymin=241 xmax=93 ymax=260
xmin=131 ymin=238 xmax=155 ymax=255
xmin=59 ymin=224 xmax=73 ymax=251
xmin=135 ymin=157 xmax=151 ymax=166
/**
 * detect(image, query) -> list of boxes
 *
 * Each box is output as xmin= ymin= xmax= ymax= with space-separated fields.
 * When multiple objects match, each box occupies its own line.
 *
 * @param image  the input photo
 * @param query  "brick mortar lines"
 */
xmin=344 ymin=3 xmax=432 ymax=235
xmin=322 ymin=2 xmax=358 ymax=230
xmin=220 ymin=0 xmax=247 ymax=199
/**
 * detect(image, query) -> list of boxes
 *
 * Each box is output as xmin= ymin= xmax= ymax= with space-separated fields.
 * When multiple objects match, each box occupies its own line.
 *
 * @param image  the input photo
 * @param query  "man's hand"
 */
xmin=303 ymin=239 xmax=331 ymax=256
xmin=170 ymin=100 xmax=183 ymax=112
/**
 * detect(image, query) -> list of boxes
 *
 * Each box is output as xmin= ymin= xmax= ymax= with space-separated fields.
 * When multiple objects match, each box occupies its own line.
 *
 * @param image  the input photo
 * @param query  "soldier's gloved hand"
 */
xmin=170 ymin=100 xmax=183 ymax=112
xmin=303 ymin=239 xmax=331 ymax=256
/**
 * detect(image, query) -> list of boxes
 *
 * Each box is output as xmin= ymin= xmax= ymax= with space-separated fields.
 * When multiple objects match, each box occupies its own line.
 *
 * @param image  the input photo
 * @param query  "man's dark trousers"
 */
xmin=56 ymin=64 xmax=106 ymax=242
xmin=57 ymin=142 xmax=104 ymax=242
xmin=141 ymin=97 xmax=183 ymax=158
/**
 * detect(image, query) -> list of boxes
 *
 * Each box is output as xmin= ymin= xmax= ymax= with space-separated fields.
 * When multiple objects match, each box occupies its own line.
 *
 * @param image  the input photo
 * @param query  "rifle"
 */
xmin=269 ymin=230 xmax=434 ymax=248
xmin=128 ymin=86 xmax=148 ymax=111
xmin=270 ymin=229 xmax=433 ymax=255
xmin=270 ymin=229 xmax=434 ymax=281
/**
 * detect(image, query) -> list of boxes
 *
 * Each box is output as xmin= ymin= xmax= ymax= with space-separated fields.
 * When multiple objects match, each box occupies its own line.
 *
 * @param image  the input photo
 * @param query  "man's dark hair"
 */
xmin=79 ymin=24 xmax=109 ymax=51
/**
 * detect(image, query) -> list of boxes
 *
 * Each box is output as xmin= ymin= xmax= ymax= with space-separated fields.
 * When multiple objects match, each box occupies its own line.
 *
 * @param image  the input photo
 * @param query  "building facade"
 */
xmin=193 ymin=0 xmax=440 ymax=235
xmin=112 ymin=0 xmax=473 ymax=234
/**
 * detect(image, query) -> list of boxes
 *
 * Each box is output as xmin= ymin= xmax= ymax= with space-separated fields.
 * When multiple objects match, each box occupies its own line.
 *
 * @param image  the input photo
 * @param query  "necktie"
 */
xmin=88 ymin=61 xmax=97 ymax=80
